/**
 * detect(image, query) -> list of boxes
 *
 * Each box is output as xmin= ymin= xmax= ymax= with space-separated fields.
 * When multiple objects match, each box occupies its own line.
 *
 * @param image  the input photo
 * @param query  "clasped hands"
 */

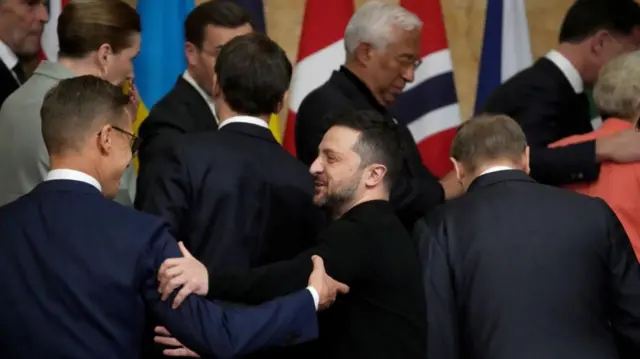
xmin=154 ymin=242 xmax=349 ymax=357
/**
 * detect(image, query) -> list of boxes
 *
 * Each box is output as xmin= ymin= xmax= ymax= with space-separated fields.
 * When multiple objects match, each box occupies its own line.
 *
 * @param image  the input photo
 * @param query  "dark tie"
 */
xmin=12 ymin=63 xmax=26 ymax=84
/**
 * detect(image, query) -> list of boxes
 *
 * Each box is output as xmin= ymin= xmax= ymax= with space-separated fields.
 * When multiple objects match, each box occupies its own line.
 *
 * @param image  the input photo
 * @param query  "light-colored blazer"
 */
xmin=0 ymin=61 xmax=136 ymax=206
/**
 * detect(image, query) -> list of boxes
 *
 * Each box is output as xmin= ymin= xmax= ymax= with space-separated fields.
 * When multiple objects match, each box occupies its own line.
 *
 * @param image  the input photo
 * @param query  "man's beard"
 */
xmin=318 ymin=173 xmax=361 ymax=217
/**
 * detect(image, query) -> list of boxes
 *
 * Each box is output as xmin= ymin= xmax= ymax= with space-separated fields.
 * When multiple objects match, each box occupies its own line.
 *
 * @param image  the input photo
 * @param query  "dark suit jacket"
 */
xmin=137 ymin=76 xmax=217 ymax=193
xmin=480 ymin=58 xmax=597 ymax=185
xmin=414 ymin=170 xmax=640 ymax=359
xmin=0 ymin=179 xmax=318 ymax=359
xmin=295 ymin=66 xmax=444 ymax=228
xmin=135 ymin=122 xmax=323 ymax=271
xmin=0 ymin=60 xmax=20 ymax=107
xmin=205 ymin=200 xmax=427 ymax=359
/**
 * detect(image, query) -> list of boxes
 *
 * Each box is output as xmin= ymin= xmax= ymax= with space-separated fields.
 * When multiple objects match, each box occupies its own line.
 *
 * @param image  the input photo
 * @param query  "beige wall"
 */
xmin=123 ymin=0 xmax=576 ymax=123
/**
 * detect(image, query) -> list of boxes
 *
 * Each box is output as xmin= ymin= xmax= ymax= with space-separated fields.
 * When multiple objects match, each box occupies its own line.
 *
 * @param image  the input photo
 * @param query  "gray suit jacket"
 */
xmin=0 ymin=61 xmax=136 ymax=206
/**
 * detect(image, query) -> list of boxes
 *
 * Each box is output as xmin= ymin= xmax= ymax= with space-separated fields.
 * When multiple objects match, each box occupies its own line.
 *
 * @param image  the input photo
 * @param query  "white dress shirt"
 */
xmin=44 ymin=169 xmax=102 ymax=192
xmin=182 ymin=70 xmax=217 ymax=123
xmin=545 ymin=50 xmax=583 ymax=94
xmin=218 ymin=115 xmax=269 ymax=130
xmin=0 ymin=40 xmax=20 ymax=84
xmin=545 ymin=50 xmax=602 ymax=129
xmin=479 ymin=166 xmax=515 ymax=176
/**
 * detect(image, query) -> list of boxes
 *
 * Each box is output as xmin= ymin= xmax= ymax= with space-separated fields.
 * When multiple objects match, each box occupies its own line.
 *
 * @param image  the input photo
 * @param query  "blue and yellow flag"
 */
xmin=132 ymin=0 xmax=283 ymax=156
xmin=130 ymin=0 xmax=194 ymax=169
xmin=132 ymin=0 xmax=195 ymax=136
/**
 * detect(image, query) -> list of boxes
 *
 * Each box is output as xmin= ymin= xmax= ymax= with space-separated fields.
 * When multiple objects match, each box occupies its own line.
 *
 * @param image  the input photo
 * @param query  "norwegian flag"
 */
xmin=40 ymin=0 xmax=69 ymax=61
xmin=283 ymin=0 xmax=354 ymax=156
xmin=390 ymin=0 xmax=460 ymax=177
xmin=284 ymin=0 xmax=460 ymax=178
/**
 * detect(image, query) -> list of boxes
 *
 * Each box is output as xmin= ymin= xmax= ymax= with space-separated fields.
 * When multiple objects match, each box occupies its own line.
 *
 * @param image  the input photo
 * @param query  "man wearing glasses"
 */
xmin=293 ymin=1 xmax=462 ymax=230
xmin=0 ymin=0 xmax=139 ymax=207
xmin=137 ymin=0 xmax=252 ymax=193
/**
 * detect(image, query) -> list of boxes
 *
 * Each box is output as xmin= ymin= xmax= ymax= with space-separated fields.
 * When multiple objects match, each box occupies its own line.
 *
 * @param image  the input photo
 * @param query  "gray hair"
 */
xmin=594 ymin=51 xmax=640 ymax=119
xmin=344 ymin=1 xmax=423 ymax=57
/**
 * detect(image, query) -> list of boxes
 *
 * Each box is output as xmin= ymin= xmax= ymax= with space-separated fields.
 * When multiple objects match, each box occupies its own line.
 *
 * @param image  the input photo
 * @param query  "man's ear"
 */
xmin=522 ymin=146 xmax=531 ymax=174
xmin=212 ymin=73 xmax=221 ymax=99
xmin=97 ymin=124 xmax=113 ymax=155
xmin=185 ymin=42 xmax=199 ymax=67
xmin=450 ymin=157 xmax=465 ymax=184
xmin=353 ymin=42 xmax=375 ymax=67
xmin=364 ymin=164 xmax=387 ymax=188
xmin=275 ymin=90 xmax=290 ymax=114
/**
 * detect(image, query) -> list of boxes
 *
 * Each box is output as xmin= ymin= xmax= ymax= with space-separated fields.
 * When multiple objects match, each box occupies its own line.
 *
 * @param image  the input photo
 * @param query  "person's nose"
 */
xmin=36 ymin=3 xmax=49 ymax=23
xmin=309 ymin=157 xmax=323 ymax=175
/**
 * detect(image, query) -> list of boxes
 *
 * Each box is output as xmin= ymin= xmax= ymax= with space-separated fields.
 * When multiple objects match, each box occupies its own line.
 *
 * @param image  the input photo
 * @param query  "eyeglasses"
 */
xmin=112 ymin=126 xmax=141 ymax=154
xmin=396 ymin=57 xmax=422 ymax=70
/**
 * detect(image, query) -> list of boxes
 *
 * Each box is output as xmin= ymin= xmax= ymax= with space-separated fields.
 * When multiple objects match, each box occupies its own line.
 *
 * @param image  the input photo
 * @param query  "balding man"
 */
xmin=415 ymin=115 xmax=640 ymax=359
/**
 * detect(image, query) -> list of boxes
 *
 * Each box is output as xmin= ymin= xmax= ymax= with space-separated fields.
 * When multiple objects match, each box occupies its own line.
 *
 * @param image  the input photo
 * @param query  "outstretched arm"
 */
xmin=139 ymin=225 xmax=323 ymax=359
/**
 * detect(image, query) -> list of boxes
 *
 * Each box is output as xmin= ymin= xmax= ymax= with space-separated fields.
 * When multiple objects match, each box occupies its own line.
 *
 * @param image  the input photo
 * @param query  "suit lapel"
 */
xmin=175 ymin=77 xmax=218 ymax=131
xmin=0 ymin=61 xmax=19 ymax=103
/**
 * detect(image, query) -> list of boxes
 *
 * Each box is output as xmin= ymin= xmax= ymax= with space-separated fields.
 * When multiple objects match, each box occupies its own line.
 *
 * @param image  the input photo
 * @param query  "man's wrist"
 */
xmin=306 ymin=286 xmax=319 ymax=311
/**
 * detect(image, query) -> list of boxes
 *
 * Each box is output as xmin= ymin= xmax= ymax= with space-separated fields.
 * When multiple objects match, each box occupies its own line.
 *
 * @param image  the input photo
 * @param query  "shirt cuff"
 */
xmin=306 ymin=286 xmax=319 ymax=311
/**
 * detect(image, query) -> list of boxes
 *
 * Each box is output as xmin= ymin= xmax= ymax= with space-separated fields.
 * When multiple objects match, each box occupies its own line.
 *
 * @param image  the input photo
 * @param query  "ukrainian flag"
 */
xmin=131 ymin=0 xmax=283 ymax=171
xmin=130 ymin=0 xmax=194 ymax=169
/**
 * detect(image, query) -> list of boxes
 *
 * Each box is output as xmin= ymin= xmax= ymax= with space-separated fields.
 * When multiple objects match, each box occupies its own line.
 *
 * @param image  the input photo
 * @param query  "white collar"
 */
xmin=218 ymin=115 xmax=270 ymax=130
xmin=479 ymin=166 xmax=514 ymax=176
xmin=0 ymin=40 xmax=18 ymax=72
xmin=182 ymin=70 xmax=217 ymax=123
xmin=545 ymin=50 xmax=584 ymax=94
xmin=44 ymin=169 xmax=102 ymax=192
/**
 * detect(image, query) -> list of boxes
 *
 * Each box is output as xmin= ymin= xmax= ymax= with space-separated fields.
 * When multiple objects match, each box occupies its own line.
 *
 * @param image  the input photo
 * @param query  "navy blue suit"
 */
xmin=0 ymin=179 xmax=317 ymax=359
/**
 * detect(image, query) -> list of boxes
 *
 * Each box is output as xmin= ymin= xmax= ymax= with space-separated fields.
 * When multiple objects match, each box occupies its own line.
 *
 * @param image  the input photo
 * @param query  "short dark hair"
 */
xmin=559 ymin=0 xmax=640 ymax=43
xmin=326 ymin=110 xmax=404 ymax=188
xmin=451 ymin=114 xmax=527 ymax=172
xmin=58 ymin=0 xmax=141 ymax=58
xmin=185 ymin=0 xmax=252 ymax=49
xmin=215 ymin=32 xmax=292 ymax=116
xmin=41 ymin=75 xmax=130 ymax=154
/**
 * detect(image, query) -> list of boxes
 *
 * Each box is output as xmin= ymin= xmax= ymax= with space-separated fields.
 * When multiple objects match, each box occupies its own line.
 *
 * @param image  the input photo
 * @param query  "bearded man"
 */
xmin=153 ymin=109 xmax=428 ymax=359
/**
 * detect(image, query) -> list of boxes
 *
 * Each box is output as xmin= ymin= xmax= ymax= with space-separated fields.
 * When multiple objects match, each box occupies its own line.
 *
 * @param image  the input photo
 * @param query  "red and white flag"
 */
xmin=390 ymin=0 xmax=461 ymax=177
xmin=283 ymin=0 xmax=354 ymax=156
xmin=284 ymin=0 xmax=460 ymax=178
xmin=40 ymin=0 xmax=68 ymax=61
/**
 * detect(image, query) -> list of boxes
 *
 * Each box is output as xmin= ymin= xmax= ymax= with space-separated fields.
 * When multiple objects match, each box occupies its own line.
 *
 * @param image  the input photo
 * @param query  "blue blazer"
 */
xmin=0 ymin=179 xmax=317 ymax=358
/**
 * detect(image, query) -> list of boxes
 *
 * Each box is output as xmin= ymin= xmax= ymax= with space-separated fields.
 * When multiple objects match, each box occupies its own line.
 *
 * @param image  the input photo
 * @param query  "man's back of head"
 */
xmin=450 ymin=115 xmax=529 ymax=190
xmin=41 ymin=75 xmax=135 ymax=199
xmin=213 ymin=32 xmax=292 ymax=121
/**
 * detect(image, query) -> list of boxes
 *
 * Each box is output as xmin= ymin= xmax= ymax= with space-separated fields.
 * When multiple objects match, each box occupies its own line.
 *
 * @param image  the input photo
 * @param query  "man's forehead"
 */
xmin=320 ymin=126 xmax=360 ymax=152
xmin=203 ymin=23 xmax=253 ymax=48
